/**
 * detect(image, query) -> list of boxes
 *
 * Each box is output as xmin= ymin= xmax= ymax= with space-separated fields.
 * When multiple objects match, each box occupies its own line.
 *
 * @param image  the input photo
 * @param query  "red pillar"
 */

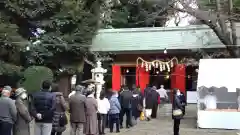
xmin=136 ymin=66 xmax=149 ymax=92
xmin=112 ymin=65 xmax=121 ymax=91
xmin=171 ymin=64 xmax=186 ymax=94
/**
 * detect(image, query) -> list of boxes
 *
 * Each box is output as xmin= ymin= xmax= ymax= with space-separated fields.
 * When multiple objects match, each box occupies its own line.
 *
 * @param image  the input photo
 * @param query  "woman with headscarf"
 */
xmin=51 ymin=83 xmax=68 ymax=135
xmin=13 ymin=88 xmax=32 ymax=135
xmin=172 ymin=88 xmax=184 ymax=135
xmin=84 ymin=89 xmax=98 ymax=135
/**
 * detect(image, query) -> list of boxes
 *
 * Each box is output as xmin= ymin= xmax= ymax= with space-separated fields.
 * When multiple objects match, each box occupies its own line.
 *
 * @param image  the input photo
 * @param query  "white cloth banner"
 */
xmin=197 ymin=59 xmax=240 ymax=129
xmin=197 ymin=59 xmax=240 ymax=92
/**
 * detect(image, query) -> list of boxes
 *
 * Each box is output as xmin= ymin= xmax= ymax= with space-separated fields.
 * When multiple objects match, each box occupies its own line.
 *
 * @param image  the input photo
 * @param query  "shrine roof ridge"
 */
xmin=97 ymin=24 xmax=240 ymax=34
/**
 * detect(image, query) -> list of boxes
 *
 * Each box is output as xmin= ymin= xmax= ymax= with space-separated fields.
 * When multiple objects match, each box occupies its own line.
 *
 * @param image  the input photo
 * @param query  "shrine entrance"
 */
xmin=149 ymin=69 xmax=171 ymax=89
xmin=121 ymin=67 xmax=136 ymax=89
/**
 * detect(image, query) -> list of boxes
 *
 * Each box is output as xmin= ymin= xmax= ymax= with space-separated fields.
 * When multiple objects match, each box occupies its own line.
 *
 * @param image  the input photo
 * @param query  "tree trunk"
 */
xmin=57 ymin=75 xmax=71 ymax=98
xmin=227 ymin=0 xmax=240 ymax=57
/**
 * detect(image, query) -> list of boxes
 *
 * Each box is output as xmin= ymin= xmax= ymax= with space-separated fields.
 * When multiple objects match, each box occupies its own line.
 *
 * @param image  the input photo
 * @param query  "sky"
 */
xmin=165 ymin=1 xmax=198 ymax=27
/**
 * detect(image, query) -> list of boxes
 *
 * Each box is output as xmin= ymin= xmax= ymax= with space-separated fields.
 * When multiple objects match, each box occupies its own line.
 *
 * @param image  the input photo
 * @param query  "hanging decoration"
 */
xmin=136 ymin=57 xmax=178 ymax=72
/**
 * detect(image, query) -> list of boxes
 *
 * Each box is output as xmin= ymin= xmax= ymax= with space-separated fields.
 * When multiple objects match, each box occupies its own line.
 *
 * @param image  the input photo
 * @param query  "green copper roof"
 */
xmin=90 ymin=25 xmax=227 ymax=52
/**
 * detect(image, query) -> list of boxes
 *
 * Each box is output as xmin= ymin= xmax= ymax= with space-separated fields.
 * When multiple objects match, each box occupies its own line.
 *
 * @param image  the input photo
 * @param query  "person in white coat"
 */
xmin=204 ymin=88 xmax=217 ymax=110
xmin=157 ymin=85 xmax=168 ymax=108
xmin=97 ymin=91 xmax=110 ymax=135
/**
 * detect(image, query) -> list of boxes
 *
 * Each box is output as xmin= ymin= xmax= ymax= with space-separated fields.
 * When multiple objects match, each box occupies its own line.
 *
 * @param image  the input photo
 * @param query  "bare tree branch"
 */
xmin=170 ymin=1 xmax=240 ymax=57
xmin=83 ymin=57 xmax=96 ymax=67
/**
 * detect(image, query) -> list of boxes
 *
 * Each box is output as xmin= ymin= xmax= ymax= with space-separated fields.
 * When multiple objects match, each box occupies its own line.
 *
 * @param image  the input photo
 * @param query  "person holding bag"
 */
xmin=172 ymin=88 xmax=184 ymax=135
xmin=51 ymin=83 xmax=68 ymax=135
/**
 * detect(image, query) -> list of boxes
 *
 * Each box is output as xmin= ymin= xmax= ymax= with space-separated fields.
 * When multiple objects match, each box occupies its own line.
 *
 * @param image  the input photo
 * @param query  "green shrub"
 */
xmin=20 ymin=66 xmax=53 ymax=93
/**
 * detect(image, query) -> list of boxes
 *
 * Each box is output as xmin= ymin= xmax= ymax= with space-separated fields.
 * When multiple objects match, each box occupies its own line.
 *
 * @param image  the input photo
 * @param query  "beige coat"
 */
xmin=13 ymin=98 xmax=32 ymax=135
xmin=83 ymin=95 xmax=98 ymax=135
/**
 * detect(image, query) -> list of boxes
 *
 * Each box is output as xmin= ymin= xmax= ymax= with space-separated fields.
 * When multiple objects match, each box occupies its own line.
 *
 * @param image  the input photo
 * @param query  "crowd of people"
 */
xmin=0 ymin=80 xmax=186 ymax=135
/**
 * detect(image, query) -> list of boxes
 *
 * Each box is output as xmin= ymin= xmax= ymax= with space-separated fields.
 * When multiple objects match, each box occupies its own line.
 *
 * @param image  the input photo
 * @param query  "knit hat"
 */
xmin=15 ymin=88 xmax=26 ymax=97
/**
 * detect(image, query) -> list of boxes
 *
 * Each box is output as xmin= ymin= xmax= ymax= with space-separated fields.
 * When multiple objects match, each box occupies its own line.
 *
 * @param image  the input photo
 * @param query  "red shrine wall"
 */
xmin=111 ymin=53 xmax=186 ymax=93
xmin=112 ymin=64 xmax=186 ymax=93
xmin=171 ymin=64 xmax=186 ymax=94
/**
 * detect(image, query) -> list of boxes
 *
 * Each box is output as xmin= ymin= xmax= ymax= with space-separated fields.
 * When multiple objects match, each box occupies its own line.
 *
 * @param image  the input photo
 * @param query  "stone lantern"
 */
xmin=91 ymin=60 xmax=107 ymax=99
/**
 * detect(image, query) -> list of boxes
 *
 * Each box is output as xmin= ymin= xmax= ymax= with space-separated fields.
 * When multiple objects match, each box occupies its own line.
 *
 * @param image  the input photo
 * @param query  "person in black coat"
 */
xmin=131 ymin=86 xmax=143 ymax=120
xmin=150 ymin=86 xmax=160 ymax=119
xmin=179 ymin=92 xmax=186 ymax=116
xmin=144 ymin=85 xmax=153 ymax=121
xmin=172 ymin=88 xmax=184 ymax=135
xmin=119 ymin=86 xmax=133 ymax=128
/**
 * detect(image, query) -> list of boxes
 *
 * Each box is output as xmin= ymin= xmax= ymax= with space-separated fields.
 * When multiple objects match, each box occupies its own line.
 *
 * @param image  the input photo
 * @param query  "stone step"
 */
xmin=158 ymin=104 xmax=172 ymax=116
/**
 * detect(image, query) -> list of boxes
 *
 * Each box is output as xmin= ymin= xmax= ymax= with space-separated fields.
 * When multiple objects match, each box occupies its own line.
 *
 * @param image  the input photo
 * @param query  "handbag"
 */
xmin=137 ymin=104 xmax=143 ymax=111
xmin=59 ymin=113 xmax=68 ymax=127
xmin=157 ymin=96 xmax=161 ymax=104
xmin=140 ymin=111 xmax=145 ymax=121
xmin=172 ymin=109 xmax=182 ymax=116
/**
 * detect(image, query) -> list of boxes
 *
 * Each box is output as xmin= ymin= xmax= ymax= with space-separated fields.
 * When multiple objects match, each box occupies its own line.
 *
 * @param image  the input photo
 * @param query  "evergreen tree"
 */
xmin=0 ymin=0 xmax=102 ymax=74
xmin=107 ymin=0 xmax=173 ymax=28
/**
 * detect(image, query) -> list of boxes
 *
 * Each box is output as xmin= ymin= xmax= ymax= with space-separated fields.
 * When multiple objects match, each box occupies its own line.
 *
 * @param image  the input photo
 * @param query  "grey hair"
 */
xmin=75 ymin=85 xmax=84 ymax=92
xmin=1 ymin=90 xmax=11 ymax=97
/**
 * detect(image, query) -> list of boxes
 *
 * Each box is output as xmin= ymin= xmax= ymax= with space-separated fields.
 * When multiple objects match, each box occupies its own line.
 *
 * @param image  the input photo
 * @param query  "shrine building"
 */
xmin=90 ymin=25 xmax=236 ymax=103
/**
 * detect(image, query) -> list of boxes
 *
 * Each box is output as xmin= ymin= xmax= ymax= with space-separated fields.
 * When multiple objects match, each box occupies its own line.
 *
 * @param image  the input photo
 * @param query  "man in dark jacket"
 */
xmin=31 ymin=80 xmax=56 ymax=135
xmin=119 ymin=86 xmax=133 ymax=128
xmin=144 ymin=84 xmax=156 ymax=121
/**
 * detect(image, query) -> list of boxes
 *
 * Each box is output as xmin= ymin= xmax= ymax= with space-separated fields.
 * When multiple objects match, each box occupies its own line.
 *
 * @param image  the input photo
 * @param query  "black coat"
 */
xmin=131 ymin=90 xmax=143 ymax=118
xmin=151 ymin=90 xmax=159 ymax=105
xmin=120 ymin=90 xmax=133 ymax=109
xmin=172 ymin=95 xmax=184 ymax=119
xmin=31 ymin=90 xmax=56 ymax=123
xmin=144 ymin=88 xmax=154 ymax=109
